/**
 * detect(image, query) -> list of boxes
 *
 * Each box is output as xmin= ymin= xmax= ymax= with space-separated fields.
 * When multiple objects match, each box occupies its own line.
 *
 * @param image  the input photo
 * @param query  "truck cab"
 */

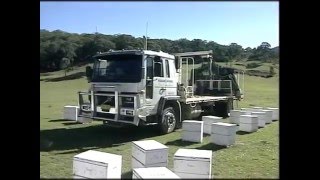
xmin=79 ymin=50 xmax=178 ymax=130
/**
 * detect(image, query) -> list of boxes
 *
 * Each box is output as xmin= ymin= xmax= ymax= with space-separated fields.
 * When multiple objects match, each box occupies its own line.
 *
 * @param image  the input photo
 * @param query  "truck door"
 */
xmin=145 ymin=56 xmax=166 ymax=106
xmin=164 ymin=58 xmax=177 ymax=96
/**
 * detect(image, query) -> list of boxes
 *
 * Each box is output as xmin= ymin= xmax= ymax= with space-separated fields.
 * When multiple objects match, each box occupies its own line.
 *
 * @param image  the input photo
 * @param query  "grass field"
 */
xmin=40 ymin=65 xmax=279 ymax=178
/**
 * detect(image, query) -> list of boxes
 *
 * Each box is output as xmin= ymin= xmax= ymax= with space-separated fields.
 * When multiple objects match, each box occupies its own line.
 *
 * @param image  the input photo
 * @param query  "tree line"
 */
xmin=40 ymin=29 xmax=279 ymax=72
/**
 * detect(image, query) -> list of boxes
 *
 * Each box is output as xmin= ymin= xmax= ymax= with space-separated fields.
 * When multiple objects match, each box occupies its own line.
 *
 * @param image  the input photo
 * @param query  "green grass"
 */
xmin=40 ymin=65 xmax=279 ymax=178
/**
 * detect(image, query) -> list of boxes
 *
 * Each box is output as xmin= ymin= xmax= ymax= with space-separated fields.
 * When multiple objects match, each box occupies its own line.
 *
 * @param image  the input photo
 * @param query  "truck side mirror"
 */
xmin=85 ymin=66 xmax=93 ymax=82
xmin=175 ymin=56 xmax=180 ymax=70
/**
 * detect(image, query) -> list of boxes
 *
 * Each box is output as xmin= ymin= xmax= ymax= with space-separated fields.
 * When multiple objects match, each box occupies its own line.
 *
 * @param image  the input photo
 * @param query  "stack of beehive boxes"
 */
xmin=182 ymin=120 xmax=203 ymax=143
xmin=239 ymin=115 xmax=259 ymax=132
xmin=210 ymin=122 xmax=237 ymax=146
xmin=131 ymin=140 xmax=168 ymax=169
xmin=132 ymin=167 xmax=180 ymax=179
xmin=202 ymin=116 xmax=222 ymax=135
xmin=173 ymin=148 xmax=212 ymax=179
xmin=73 ymin=150 xmax=122 ymax=179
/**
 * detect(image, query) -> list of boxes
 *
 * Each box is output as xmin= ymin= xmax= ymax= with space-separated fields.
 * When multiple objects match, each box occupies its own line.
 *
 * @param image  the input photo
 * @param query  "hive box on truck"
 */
xmin=73 ymin=150 xmax=122 ymax=179
xmin=131 ymin=140 xmax=168 ymax=169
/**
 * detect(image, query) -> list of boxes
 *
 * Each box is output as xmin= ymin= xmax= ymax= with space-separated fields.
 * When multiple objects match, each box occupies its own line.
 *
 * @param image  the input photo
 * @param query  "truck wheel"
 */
xmin=159 ymin=107 xmax=177 ymax=134
xmin=214 ymin=101 xmax=230 ymax=118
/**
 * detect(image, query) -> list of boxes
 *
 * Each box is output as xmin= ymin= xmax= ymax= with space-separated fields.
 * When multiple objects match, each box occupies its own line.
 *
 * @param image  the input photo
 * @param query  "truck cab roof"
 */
xmin=93 ymin=49 xmax=175 ymax=60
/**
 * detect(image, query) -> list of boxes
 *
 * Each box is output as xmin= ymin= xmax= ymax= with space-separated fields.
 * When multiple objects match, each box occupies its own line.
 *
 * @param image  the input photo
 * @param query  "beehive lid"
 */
xmin=202 ymin=116 xmax=222 ymax=120
xmin=183 ymin=120 xmax=204 ymax=123
xmin=211 ymin=122 xmax=236 ymax=127
xmin=74 ymin=150 xmax=121 ymax=164
xmin=230 ymin=110 xmax=241 ymax=112
xmin=253 ymin=107 xmax=263 ymax=109
xmin=261 ymin=110 xmax=273 ymax=112
xmin=174 ymin=148 xmax=212 ymax=160
xmin=240 ymin=115 xmax=258 ymax=118
xmin=252 ymin=111 xmax=265 ymax=114
xmin=132 ymin=140 xmax=168 ymax=151
xmin=133 ymin=167 xmax=180 ymax=179
xmin=267 ymin=107 xmax=279 ymax=110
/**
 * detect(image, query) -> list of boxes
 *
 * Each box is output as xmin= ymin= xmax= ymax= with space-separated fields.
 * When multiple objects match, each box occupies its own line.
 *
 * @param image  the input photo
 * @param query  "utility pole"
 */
xmin=145 ymin=22 xmax=148 ymax=50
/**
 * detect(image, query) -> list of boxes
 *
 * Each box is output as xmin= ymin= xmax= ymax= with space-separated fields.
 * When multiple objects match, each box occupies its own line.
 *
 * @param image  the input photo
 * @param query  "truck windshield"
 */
xmin=92 ymin=54 xmax=142 ymax=83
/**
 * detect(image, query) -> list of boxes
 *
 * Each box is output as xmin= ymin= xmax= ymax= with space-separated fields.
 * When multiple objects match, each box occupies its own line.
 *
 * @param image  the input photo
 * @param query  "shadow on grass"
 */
xmin=165 ymin=139 xmax=198 ymax=147
xmin=40 ymin=72 xmax=52 ymax=77
xmin=49 ymin=119 xmax=70 ymax=122
xmin=122 ymin=171 xmax=133 ymax=179
xmin=197 ymin=143 xmax=226 ymax=151
xmin=236 ymin=131 xmax=253 ymax=135
xmin=55 ymin=147 xmax=101 ymax=155
xmin=40 ymin=124 xmax=161 ymax=152
xmin=44 ymin=72 xmax=85 ymax=82
xmin=62 ymin=122 xmax=80 ymax=126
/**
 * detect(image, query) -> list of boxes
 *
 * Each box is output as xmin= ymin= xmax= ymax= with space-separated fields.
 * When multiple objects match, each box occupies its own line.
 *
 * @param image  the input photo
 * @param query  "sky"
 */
xmin=40 ymin=1 xmax=279 ymax=48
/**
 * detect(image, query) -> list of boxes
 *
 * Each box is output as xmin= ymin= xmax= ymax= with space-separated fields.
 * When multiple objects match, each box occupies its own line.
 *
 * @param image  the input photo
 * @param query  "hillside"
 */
xmin=40 ymin=29 xmax=279 ymax=72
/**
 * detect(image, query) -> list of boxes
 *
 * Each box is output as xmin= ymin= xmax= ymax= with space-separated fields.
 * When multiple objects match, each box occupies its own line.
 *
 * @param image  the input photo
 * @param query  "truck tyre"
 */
xmin=159 ymin=107 xmax=177 ymax=134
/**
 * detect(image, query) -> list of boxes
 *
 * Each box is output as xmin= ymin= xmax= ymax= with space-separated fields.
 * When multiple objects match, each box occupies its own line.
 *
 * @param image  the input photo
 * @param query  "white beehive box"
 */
xmin=229 ymin=110 xmax=241 ymax=124
xmin=132 ymin=140 xmax=168 ymax=168
xmin=174 ymin=148 xmax=212 ymax=179
xmin=132 ymin=167 xmax=180 ymax=179
xmin=64 ymin=105 xmax=79 ymax=121
xmin=266 ymin=107 xmax=279 ymax=120
xmin=202 ymin=116 xmax=222 ymax=134
xmin=230 ymin=110 xmax=241 ymax=117
xmin=210 ymin=133 xmax=235 ymax=146
xmin=182 ymin=120 xmax=203 ymax=132
xmin=131 ymin=156 xmax=167 ymax=168
xmin=251 ymin=111 xmax=266 ymax=128
xmin=261 ymin=110 xmax=273 ymax=124
xmin=182 ymin=120 xmax=203 ymax=143
xmin=73 ymin=175 xmax=86 ymax=179
xmin=239 ymin=115 xmax=258 ymax=132
xmin=211 ymin=122 xmax=237 ymax=135
xmin=73 ymin=150 xmax=122 ymax=179
xmin=182 ymin=131 xmax=203 ymax=143
xmin=240 ymin=110 xmax=251 ymax=115
xmin=210 ymin=122 xmax=237 ymax=146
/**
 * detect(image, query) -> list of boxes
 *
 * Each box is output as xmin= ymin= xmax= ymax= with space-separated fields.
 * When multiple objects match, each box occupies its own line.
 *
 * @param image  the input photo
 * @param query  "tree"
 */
xmin=60 ymin=57 xmax=71 ymax=77
xmin=259 ymin=42 xmax=271 ymax=49
xmin=40 ymin=29 xmax=277 ymax=73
